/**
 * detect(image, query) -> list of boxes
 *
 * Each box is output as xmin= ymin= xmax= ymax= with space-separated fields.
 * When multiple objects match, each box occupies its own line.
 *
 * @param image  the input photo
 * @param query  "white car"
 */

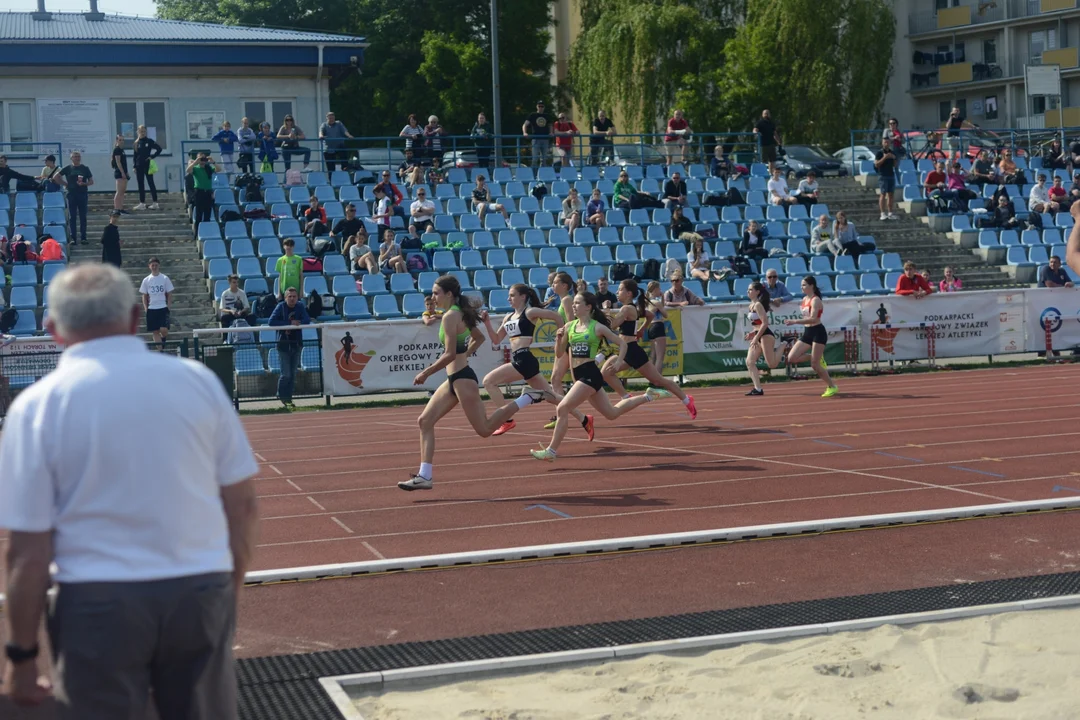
xmin=833 ymin=145 xmax=877 ymax=166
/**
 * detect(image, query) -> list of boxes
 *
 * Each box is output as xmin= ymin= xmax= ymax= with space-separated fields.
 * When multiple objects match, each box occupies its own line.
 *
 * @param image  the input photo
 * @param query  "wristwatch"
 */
xmin=4 ymin=643 xmax=39 ymax=664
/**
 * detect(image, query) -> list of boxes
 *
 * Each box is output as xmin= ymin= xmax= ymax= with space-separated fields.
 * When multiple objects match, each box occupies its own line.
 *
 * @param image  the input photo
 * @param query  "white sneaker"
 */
xmin=397 ymin=474 xmax=433 ymax=491
xmin=149 ymin=203 xmax=160 ymax=210
xmin=302 ymin=165 xmax=312 ymax=172
xmin=887 ymin=213 xmax=898 ymax=220
xmin=880 ymin=213 xmax=887 ymax=221
xmin=134 ymin=203 xmax=147 ymax=211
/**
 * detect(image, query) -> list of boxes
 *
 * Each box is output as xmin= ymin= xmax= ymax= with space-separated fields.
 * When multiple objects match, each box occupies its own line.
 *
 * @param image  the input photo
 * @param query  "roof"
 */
xmin=0 ymin=11 xmax=366 ymax=44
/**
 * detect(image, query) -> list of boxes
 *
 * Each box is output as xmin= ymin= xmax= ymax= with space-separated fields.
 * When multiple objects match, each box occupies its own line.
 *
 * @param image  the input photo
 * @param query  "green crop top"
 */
xmin=438 ymin=305 xmax=471 ymax=354
xmin=567 ymin=319 xmax=601 ymax=359
xmin=558 ymin=299 xmax=568 ymax=323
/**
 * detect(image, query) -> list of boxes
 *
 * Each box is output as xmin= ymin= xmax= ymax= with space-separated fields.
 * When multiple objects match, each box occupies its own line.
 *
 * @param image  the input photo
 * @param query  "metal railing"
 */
xmin=910 ymin=0 xmax=1069 ymax=35
xmin=193 ymin=333 xmax=323 ymax=408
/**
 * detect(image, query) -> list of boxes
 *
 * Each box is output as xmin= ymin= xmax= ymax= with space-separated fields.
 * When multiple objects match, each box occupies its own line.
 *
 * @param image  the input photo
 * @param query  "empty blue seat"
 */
xmin=323 ymin=254 xmax=348 ymax=276
xmin=474 ymin=269 xmax=500 ymax=291
xmin=501 ymin=268 xmax=525 ymax=287
xmin=389 ymin=273 xmax=415 ymax=295
xmin=362 ymin=273 xmax=388 ymax=295
xmin=10 ymin=265 xmax=38 ymax=287
xmin=330 ymin=275 xmax=358 ymax=297
xmin=487 ymin=248 xmax=513 ymax=270
xmin=858 ymin=255 xmax=881 ymax=273
xmin=513 ymin=248 xmax=538 ymax=268
xmin=432 ymin=251 xmax=458 ymax=271
xmin=207 ymin=258 xmax=232 ymax=280
xmin=834 ymin=274 xmax=863 ymax=296
xmin=244 ymin=277 xmax=270 ymax=296
xmin=42 ymin=208 xmax=66 ymax=227
xmin=342 ymin=295 xmax=372 ymax=319
xmin=228 ymin=237 xmax=255 ymax=258
xmin=372 ymin=294 xmax=402 ymax=318
xmin=860 ymin=273 xmax=887 ymax=294
xmin=9 ymin=286 xmax=37 ymax=309
xmin=590 ymin=245 xmax=614 ymax=264
xmin=833 ymin=255 xmax=857 ymax=274
xmin=497 ymin=230 xmax=522 ymax=250
xmin=459 ymin=249 xmax=485 ymax=270
xmin=565 ymin=246 xmax=588 ymax=265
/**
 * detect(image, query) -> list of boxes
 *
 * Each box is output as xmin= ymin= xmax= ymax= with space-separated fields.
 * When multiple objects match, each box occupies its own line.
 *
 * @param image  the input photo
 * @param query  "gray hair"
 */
xmin=48 ymin=264 xmax=136 ymax=336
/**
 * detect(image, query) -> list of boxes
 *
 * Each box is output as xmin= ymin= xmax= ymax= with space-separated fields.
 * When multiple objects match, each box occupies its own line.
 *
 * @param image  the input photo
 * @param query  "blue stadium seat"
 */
xmin=833 ymin=255 xmax=857 ymax=274
xmin=1006 ymin=246 xmax=1032 ymax=266
xmin=342 ymin=295 xmax=372 ymax=320
xmin=513 ymin=248 xmax=538 ymax=268
xmin=501 ymin=268 xmax=525 ymax=287
xmin=858 ymin=255 xmax=882 ymax=273
xmin=785 ymin=257 xmax=809 ymax=276
xmin=590 ymin=245 xmax=614 ymax=264
xmin=42 ymin=208 xmax=65 ymax=227
xmin=229 ymin=238 xmax=255 ymax=258
xmin=9 ymin=286 xmax=37 ymax=310
xmin=198 ymin=223 xmax=223 ymax=241
xmin=834 ymin=274 xmax=863 ymax=296
xmin=323 ymin=254 xmax=348 ymax=276
xmin=233 ymin=257 xmax=260 ymax=279
xmin=473 ymin=269 xmax=499 ymax=291
xmin=487 ymin=248 xmax=513 ymax=270
xmin=459 ymin=249 xmax=484 ymax=270
xmin=402 ymin=293 xmax=427 ymax=317
xmin=207 ymin=258 xmax=232 ymax=281
xmin=41 ymin=264 xmax=64 ymax=285
xmin=331 ymin=275 xmax=359 ymax=297
xmin=521 ymin=229 xmax=546 ymax=249
xmin=548 ymin=229 xmax=572 ymax=248
xmin=860 ymin=273 xmax=887 ymax=295
xmin=257 ymin=237 xmax=282 ymax=258
xmin=565 ymin=246 xmax=588 ymax=266
xmin=488 ymin=288 xmax=511 ymax=313
xmin=362 ymin=273 xmax=389 ymax=295
xmin=372 ymin=294 xmax=402 ymax=318
xmin=432 ymin=251 xmax=458 ymax=271
xmin=497 ymin=230 xmax=522 ymax=250
xmin=527 ymin=267 xmax=549 ymax=288
xmin=810 ymin=255 xmax=835 ymax=276
xmin=244 ymin=277 xmax=270 ymax=296
xmin=615 ymin=245 xmax=639 ymax=263
xmin=707 ymin=280 xmax=735 ymax=301
xmin=202 ymin=239 xmax=227 ymax=260
xmin=389 ymin=273 xmax=415 ymax=295
xmin=538 ymin=247 xmax=561 ymax=267
xmin=42 ymin=193 xmax=65 ymax=209
xmin=1029 ymin=245 xmax=1050 ymax=266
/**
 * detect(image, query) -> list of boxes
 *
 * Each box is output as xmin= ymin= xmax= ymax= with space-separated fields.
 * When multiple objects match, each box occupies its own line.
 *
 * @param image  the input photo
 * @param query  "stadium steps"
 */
xmin=68 ymin=195 xmax=218 ymax=334
xmin=816 ymin=178 xmax=1024 ymax=290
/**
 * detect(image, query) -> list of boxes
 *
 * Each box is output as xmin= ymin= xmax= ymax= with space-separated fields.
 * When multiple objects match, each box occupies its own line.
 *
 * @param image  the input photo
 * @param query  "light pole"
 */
xmin=490 ymin=0 xmax=502 ymax=164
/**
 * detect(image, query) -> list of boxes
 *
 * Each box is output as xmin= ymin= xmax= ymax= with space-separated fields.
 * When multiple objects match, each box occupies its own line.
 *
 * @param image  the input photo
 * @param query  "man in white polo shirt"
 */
xmin=0 ymin=263 xmax=259 ymax=718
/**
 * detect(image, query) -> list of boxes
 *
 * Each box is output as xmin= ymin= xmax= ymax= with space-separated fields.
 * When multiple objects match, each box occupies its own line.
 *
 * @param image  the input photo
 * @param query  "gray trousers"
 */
xmin=48 ymin=572 xmax=237 ymax=720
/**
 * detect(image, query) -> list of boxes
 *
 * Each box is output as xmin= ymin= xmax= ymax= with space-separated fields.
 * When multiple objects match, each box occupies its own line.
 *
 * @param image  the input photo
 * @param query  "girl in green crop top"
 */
xmin=540 ymin=271 xmax=593 ymax=440
xmin=530 ymin=291 xmax=660 ymax=463
xmin=399 ymin=275 xmax=556 ymax=492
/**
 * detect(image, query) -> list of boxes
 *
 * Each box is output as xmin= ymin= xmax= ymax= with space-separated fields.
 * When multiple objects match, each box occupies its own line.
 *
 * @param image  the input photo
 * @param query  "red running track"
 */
xmin=244 ymin=364 xmax=1080 ymax=571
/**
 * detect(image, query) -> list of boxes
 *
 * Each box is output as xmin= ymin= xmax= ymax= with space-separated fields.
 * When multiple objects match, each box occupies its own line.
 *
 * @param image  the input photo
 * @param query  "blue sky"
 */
xmin=10 ymin=0 xmax=159 ymax=17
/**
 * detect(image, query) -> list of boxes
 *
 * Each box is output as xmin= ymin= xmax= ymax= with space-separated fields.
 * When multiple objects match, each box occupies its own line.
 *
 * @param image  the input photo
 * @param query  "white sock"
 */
xmin=514 ymin=394 xmax=534 ymax=410
xmin=418 ymin=462 xmax=433 ymax=480
xmin=682 ymin=396 xmax=691 ymax=406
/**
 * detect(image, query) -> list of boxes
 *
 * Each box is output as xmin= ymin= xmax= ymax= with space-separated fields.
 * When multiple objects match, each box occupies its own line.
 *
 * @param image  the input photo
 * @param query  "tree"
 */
xmin=716 ymin=0 xmax=896 ymax=147
xmin=156 ymin=0 xmax=556 ymax=138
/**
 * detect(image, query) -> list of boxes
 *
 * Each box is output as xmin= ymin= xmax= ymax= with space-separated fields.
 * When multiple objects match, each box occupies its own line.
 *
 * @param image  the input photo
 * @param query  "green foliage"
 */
xmin=717 ymin=0 xmax=896 ymax=147
xmin=156 ymin=0 xmax=556 ymax=137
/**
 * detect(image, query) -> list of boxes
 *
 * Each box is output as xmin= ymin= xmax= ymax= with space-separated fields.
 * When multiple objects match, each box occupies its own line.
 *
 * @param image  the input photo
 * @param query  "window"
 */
xmin=242 ymin=100 xmax=295 ymax=132
xmin=954 ymin=42 xmax=965 ymax=63
xmin=0 ymin=101 xmax=35 ymax=152
xmin=1033 ymin=96 xmax=1047 ymax=114
xmin=983 ymin=39 xmax=997 ymax=65
xmin=113 ymin=100 xmax=169 ymax=151
xmin=939 ymin=101 xmax=953 ymax=122
xmin=1030 ymin=28 xmax=1057 ymax=62
xmin=957 ymin=99 xmax=967 ymax=118
xmin=935 ymin=0 xmax=959 ymax=9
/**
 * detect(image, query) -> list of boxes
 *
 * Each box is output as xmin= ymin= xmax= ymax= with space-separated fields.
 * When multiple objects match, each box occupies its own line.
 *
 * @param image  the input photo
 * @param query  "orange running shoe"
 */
xmin=583 ymin=414 xmax=595 ymax=441
xmin=493 ymin=420 xmax=516 ymax=436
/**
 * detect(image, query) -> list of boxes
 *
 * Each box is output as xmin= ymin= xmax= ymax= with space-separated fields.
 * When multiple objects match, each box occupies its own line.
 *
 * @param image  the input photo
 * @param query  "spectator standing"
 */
xmin=664 ymin=110 xmax=692 ymax=165
xmin=944 ymin=107 xmax=975 ymax=159
xmin=753 ymin=109 xmax=781 ymax=171
xmin=882 ymin=117 xmax=906 ymax=156
xmin=187 ymin=152 xmax=219 ymax=227
xmin=470 ymin=112 xmax=494 ymax=168
xmin=0 ymin=154 xmax=36 ymax=193
xmin=1045 ymin=138 xmax=1067 ymax=170
xmin=585 ymin=188 xmax=607 ymax=227
xmin=378 ymin=228 xmax=407 ymax=274
xmin=1040 ymin=255 xmax=1074 ymax=288
xmin=132 ymin=125 xmax=162 ymax=211
xmin=1029 ymin=173 xmax=1058 ymax=214
xmin=967 ymin=149 xmax=998 ymax=186
xmin=562 ymin=187 xmax=583 ymax=233
xmin=399 ymin=115 xmax=424 ymax=157
xmin=794 ymin=171 xmax=819 ymax=211
xmin=218 ymin=274 xmax=252 ymax=327
xmin=874 ymin=139 xmax=898 ymax=220
xmin=471 ymin=175 xmax=509 ymax=223
xmin=319 ymin=112 xmax=353 ymax=172
xmin=523 ymin=101 xmax=551 ymax=168
xmin=101 ymin=209 xmax=123 ymax=267
xmin=663 ymin=171 xmax=688 ymax=210
xmin=140 ymin=257 xmax=174 ymax=344
xmin=410 ymin=187 xmax=436 ymax=234
xmin=57 ymin=150 xmax=93 ymax=245
xmin=256 ymin=122 xmax=278 ymax=172
xmin=833 ymin=211 xmax=874 ymax=261
xmin=268 ymin=287 xmax=311 ymax=409
xmin=764 ymin=269 xmax=794 ymax=306
xmin=590 ymin=110 xmax=616 ymax=165
xmin=275 ymin=239 xmax=304 ymax=299
xmin=664 ymin=271 xmax=705 ymax=306
xmin=767 ymin=166 xmax=796 ymax=207
xmin=211 ymin=121 xmax=238 ymax=174
xmin=552 ymin=112 xmax=579 ymax=168
xmin=111 ymin=134 xmax=129 ymax=213
xmin=0 ymin=263 xmax=258 ymax=719
xmin=939 ymin=266 xmax=962 ymax=293
xmin=277 ymin=115 xmax=311 ymax=171
xmin=895 ymin=261 xmax=933 ymax=297
xmin=422 ymin=116 xmax=446 ymax=162
xmin=235 ymin=117 xmax=257 ymax=174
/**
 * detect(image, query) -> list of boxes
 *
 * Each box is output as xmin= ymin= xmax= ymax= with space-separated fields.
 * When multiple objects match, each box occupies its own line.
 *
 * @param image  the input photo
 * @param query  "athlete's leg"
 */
xmin=810 ymin=342 xmax=836 ymax=388
xmin=482 ymin=362 xmax=521 ymax=404
xmin=587 ymin=388 xmax=653 ymax=420
xmin=547 ymin=381 xmax=595 ymax=453
xmin=745 ymin=342 xmax=764 ymax=391
xmin=456 ymin=378 xmax=540 ymax=437
xmin=417 ymin=381 xmax=458 ymax=465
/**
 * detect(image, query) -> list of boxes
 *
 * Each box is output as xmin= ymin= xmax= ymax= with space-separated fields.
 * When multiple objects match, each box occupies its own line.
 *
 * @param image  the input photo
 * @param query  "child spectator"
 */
xmin=257 ymin=122 xmax=279 ymax=172
xmin=585 ymin=188 xmax=607 ymax=227
xmin=378 ymin=228 xmax=407 ymax=274
xmin=939 ymin=267 xmax=962 ymax=292
xmin=211 ymin=121 xmax=238 ymax=173
xmin=896 ymin=261 xmax=933 ymax=298
xmin=422 ymin=295 xmax=443 ymax=326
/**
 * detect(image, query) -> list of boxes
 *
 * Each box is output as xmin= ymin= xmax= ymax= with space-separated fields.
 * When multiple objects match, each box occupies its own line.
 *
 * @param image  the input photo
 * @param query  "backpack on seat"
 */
xmin=0 ymin=308 xmax=18 ymax=334
xmin=256 ymin=293 xmax=277 ymax=319
xmin=640 ymin=258 xmax=661 ymax=281
xmin=227 ymin=318 xmax=255 ymax=344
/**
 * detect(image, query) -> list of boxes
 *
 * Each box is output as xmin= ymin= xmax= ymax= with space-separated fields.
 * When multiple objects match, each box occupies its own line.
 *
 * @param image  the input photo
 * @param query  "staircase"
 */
xmin=71 ymin=194 xmax=216 ymax=334
xmin=818 ymin=178 xmax=1022 ymax=289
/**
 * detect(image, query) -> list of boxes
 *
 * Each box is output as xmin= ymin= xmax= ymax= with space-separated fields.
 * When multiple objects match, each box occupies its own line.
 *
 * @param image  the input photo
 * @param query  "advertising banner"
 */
xmin=682 ymin=299 xmax=858 ymax=374
xmin=863 ymin=293 xmax=1003 ymax=361
xmin=320 ymin=320 xmax=505 ymax=396
xmin=1024 ymin=287 xmax=1080 ymax=351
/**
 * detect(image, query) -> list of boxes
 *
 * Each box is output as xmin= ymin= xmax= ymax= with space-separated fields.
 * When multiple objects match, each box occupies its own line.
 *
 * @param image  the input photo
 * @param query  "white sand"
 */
xmin=351 ymin=606 xmax=1080 ymax=720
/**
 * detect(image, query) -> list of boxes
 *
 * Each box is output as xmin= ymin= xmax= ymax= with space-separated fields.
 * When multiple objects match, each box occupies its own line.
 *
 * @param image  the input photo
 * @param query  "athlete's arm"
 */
xmin=597 ymin=323 xmax=627 ymax=369
xmin=748 ymin=302 xmax=768 ymax=342
xmin=525 ymin=307 xmax=564 ymax=326
xmin=1068 ymin=202 xmax=1080 ymax=276
xmin=482 ymin=311 xmax=508 ymax=345
xmin=466 ymin=326 xmax=485 ymax=357
xmin=415 ymin=311 xmax=461 ymax=384
xmin=554 ymin=325 xmax=569 ymax=358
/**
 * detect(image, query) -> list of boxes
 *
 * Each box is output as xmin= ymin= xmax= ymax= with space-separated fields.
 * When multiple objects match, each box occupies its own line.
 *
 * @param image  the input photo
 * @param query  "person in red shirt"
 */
xmin=896 ymin=261 xmax=933 ymax=298
xmin=664 ymin=110 xmax=692 ymax=165
xmin=1049 ymin=175 xmax=1070 ymax=211
xmin=923 ymin=161 xmax=947 ymax=196
xmin=552 ymin=112 xmax=579 ymax=168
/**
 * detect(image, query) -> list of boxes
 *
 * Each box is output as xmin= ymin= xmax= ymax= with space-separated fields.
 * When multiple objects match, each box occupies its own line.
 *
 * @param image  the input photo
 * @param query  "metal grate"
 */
xmin=237 ymin=570 xmax=1080 ymax=720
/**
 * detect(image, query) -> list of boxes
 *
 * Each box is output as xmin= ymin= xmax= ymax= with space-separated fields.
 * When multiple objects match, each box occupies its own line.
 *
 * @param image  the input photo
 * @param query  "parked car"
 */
xmin=779 ymin=145 xmax=848 ymax=179
xmin=610 ymin=143 xmax=667 ymax=166
xmin=833 ymin=145 xmax=877 ymax=167
xmin=351 ymin=147 xmax=406 ymax=172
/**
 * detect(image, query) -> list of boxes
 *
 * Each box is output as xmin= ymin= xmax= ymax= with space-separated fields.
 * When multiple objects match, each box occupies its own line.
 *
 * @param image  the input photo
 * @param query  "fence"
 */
xmin=180 ymin=131 xmax=762 ymax=177
xmin=193 ymin=332 xmax=323 ymax=408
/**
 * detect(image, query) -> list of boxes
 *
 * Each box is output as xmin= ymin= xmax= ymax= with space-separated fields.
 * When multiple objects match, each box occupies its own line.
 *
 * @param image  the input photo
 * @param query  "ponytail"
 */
xmin=510 ymin=283 xmax=542 ymax=308
xmin=577 ymin=292 xmax=611 ymax=328
xmin=802 ymin=274 xmax=822 ymax=298
xmin=620 ymin=278 xmax=649 ymax=320
xmin=435 ymin=274 xmax=481 ymax=329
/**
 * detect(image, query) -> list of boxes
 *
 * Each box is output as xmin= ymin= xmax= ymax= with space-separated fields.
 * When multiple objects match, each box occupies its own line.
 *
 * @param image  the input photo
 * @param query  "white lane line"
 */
xmin=286 ymin=479 xmax=303 ymax=492
xmin=331 ymin=516 xmax=355 ymax=534
xmin=362 ymin=541 xmax=386 ymax=559
xmin=268 ymin=464 xmax=283 ymax=475
xmin=307 ymin=496 xmax=326 ymax=511
xmin=254 ymin=452 xmax=267 ymax=462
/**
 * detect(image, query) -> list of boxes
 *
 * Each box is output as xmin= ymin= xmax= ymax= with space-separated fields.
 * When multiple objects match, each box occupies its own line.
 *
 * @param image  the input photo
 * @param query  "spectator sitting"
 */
xmin=612 ymin=170 xmax=636 ymax=210
xmin=710 ymin=144 xmax=740 ymax=181
xmin=9 ymin=234 xmax=38 ymax=264
xmin=585 ymin=188 xmax=607 ymax=227
xmin=562 ymin=187 xmax=584 ymax=232
xmin=794 ymin=171 xmax=819 ymax=211
xmin=977 ymin=193 xmax=1020 ymax=230
xmin=967 ymin=149 xmax=998 ymax=186
xmin=39 ymin=233 xmax=65 ymax=263
xmin=35 ymin=154 xmax=63 ymax=193
xmin=347 ymin=231 xmax=379 ymax=274
xmin=669 ymin=205 xmax=695 ymax=240
xmin=936 ymin=162 xmax=978 ymax=206
xmin=764 ymin=269 xmax=794 ymax=306
xmin=1069 ymin=171 xmax=1080 ymax=206
xmin=1071 ymin=140 xmax=1080 ymax=170
xmin=0 ymin=154 xmax=37 ymax=194
xmin=997 ymin=149 xmax=1025 ymax=185
xmin=218 ymin=274 xmax=252 ymax=328
xmin=662 ymin=171 xmax=688 ymax=210
xmin=398 ymin=149 xmax=424 ymax=186
xmin=1049 ymin=175 xmax=1070 ymax=211
xmin=664 ymin=110 xmax=692 ymax=165
xmin=767 ymin=166 xmax=797 ymax=207
xmin=833 ymin=211 xmax=874 ymax=261
xmin=740 ymin=219 xmax=768 ymax=260
xmin=924 ymin=160 xmax=947 ymax=197
xmin=811 ymin=213 xmax=839 ymax=255
xmin=595 ymin=277 xmax=618 ymax=308
xmin=686 ymin=235 xmax=730 ymax=281
xmin=471 ymin=175 xmax=510 ymax=222
xmin=939 ymin=266 xmax=962 ymax=293
xmin=410 ymin=187 xmax=436 ymax=234
xmin=1040 ymin=254 xmax=1074 ymax=288
xmin=302 ymin=196 xmax=328 ymax=237
xmin=267 ymin=287 xmax=311 ymax=409
xmin=378 ymin=228 xmax=407 ymax=273
xmin=664 ymin=271 xmax=705 ymax=307
xmin=331 ymin=202 xmax=364 ymax=247
xmin=1029 ymin=173 xmax=1060 ymax=215
xmin=896 ymin=261 xmax=933 ymax=297
xmin=1045 ymin=139 xmax=1067 ymax=170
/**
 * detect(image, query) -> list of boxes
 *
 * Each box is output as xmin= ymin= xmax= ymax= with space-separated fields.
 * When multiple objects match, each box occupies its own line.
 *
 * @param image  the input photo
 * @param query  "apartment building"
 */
xmin=888 ymin=0 xmax=1080 ymax=131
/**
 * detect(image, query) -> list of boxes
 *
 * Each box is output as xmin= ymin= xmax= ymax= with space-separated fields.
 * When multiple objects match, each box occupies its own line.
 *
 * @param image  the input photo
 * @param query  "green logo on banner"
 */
xmin=704 ymin=313 xmax=737 ymax=346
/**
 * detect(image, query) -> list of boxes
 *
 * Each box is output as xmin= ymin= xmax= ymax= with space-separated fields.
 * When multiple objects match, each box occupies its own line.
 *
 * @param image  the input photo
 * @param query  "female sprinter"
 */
xmin=745 ymin=281 xmax=782 ymax=396
xmin=530 ymin=292 xmax=660 ymax=462
xmin=645 ymin=281 xmax=668 ymax=371
xmin=782 ymin=275 xmax=839 ymax=398
xmin=602 ymin=279 xmax=697 ymax=418
xmin=542 ymin=271 xmax=583 ymax=431
xmin=481 ymin=283 xmax=594 ymax=438
xmin=399 ymin=275 xmax=554 ymax=491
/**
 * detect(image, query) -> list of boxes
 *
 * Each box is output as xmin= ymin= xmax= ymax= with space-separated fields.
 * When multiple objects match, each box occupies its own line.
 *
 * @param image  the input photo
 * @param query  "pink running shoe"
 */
xmin=686 ymin=395 xmax=697 ymax=420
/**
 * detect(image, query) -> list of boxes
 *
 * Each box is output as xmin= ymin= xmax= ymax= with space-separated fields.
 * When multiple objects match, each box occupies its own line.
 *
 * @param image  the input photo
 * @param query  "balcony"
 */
xmin=910 ymin=0 xmax=1077 ymax=36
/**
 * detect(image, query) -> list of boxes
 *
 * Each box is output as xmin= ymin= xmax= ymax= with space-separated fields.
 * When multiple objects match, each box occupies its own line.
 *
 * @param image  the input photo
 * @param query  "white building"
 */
xmin=0 ymin=5 xmax=367 ymax=188
xmin=887 ymin=0 xmax=1080 ymax=131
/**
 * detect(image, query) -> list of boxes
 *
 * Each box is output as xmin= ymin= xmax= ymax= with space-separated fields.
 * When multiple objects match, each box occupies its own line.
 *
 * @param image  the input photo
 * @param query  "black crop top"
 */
xmin=504 ymin=310 xmax=536 ymax=339
xmin=619 ymin=318 xmax=637 ymax=336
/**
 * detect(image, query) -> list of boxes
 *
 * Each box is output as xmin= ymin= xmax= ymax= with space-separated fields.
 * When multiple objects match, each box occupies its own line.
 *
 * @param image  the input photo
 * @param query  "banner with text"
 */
xmin=1024 ymin=287 xmax=1080 ymax=351
xmin=862 ymin=293 xmax=1007 ymax=361
xmin=319 ymin=320 xmax=505 ymax=395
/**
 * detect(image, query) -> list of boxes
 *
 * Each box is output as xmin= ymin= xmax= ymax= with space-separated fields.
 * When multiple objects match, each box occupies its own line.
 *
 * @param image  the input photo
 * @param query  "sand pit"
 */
xmin=350 ymin=605 xmax=1080 ymax=719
